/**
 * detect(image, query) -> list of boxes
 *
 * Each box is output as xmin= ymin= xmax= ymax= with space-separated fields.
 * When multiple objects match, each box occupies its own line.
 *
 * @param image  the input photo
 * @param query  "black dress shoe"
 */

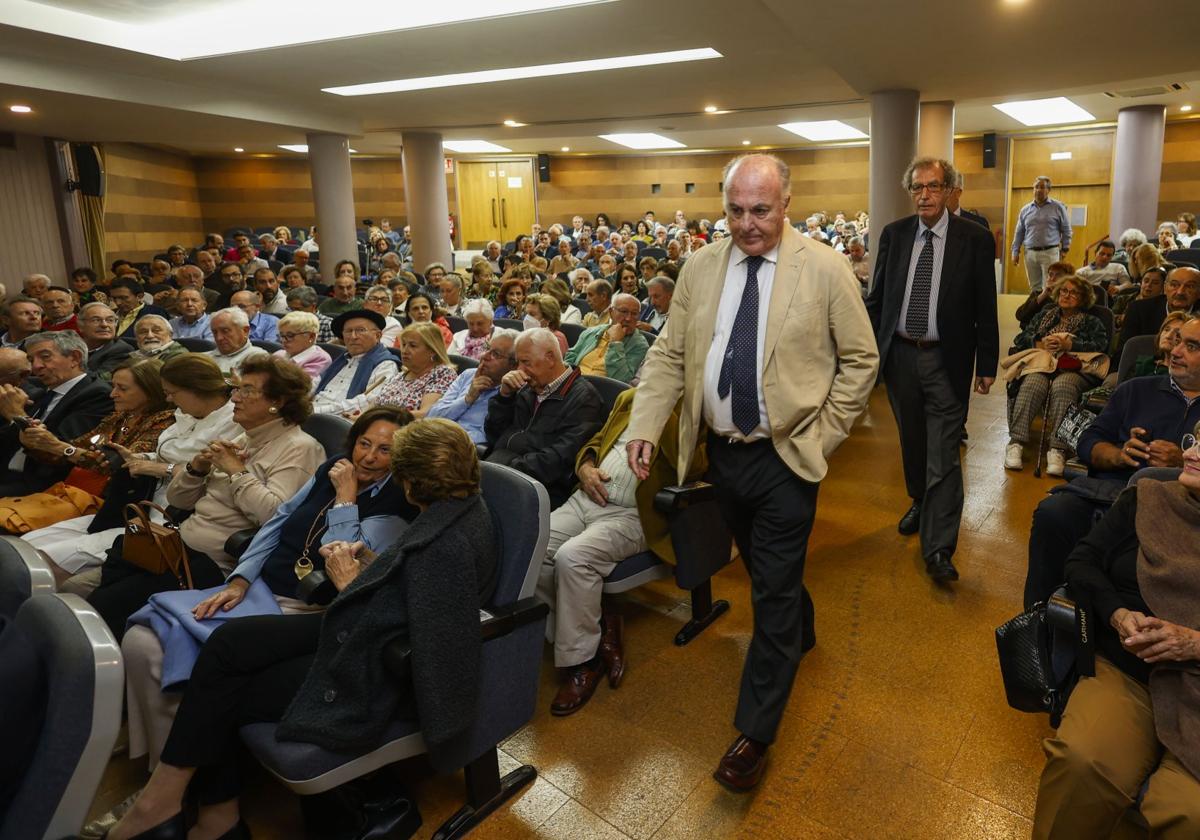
xmin=925 ymin=552 xmax=959 ymax=583
xmin=713 ymin=734 xmax=768 ymax=792
xmin=898 ymin=502 xmax=921 ymax=535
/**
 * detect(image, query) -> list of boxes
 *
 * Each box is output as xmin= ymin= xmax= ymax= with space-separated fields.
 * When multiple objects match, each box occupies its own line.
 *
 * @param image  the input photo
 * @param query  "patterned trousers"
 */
xmin=1009 ymin=371 xmax=1090 ymax=451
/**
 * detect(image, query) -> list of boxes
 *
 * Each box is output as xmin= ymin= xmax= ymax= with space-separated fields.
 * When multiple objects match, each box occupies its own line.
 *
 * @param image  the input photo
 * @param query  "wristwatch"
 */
xmin=62 ymin=445 xmax=77 ymax=458
xmin=165 ymin=462 xmax=177 ymax=479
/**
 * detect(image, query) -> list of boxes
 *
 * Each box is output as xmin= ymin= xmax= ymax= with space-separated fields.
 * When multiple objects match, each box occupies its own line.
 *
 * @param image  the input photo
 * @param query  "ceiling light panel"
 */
xmin=992 ymin=96 xmax=1095 ymax=126
xmin=598 ymin=133 xmax=685 ymax=150
xmin=443 ymin=140 xmax=512 ymax=153
xmin=0 ymin=0 xmax=611 ymax=60
xmin=324 ymin=48 xmax=722 ymax=96
xmin=278 ymin=144 xmax=358 ymax=153
xmin=778 ymin=120 xmax=867 ymax=141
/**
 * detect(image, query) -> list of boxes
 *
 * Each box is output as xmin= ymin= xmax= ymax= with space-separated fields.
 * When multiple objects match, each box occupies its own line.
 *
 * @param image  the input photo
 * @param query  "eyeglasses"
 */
xmin=230 ymin=384 xmax=263 ymax=398
xmin=1057 ymin=287 xmax=1082 ymax=298
xmin=278 ymin=331 xmax=313 ymax=341
xmin=908 ymin=182 xmax=947 ymax=196
xmin=82 ymin=316 xmax=118 ymax=325
xmin=342 ymin=327 xmax=379 ymax=337
xmin=1183 ymin=434 xmax=1198 ymax=452
xmin=365 ymin=296 xmax=392 ymax=304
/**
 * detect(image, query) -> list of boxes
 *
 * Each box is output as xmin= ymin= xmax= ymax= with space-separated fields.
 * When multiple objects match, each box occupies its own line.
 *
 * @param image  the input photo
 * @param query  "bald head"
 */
xmin=723 ymin=153 xmax=792 ymax=257
xmin=0 ymin=347 xmax=30 ymax=387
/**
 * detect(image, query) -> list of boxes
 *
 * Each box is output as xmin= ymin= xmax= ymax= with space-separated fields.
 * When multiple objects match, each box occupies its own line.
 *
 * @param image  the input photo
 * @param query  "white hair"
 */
xmin=612 ymin=292 xmax=640 ymax=311
xmin=212 ymin=306 xmax=249 ymax=329
xmin=136 ymin=314 xmax=173 ymax=336
xmin=463 ymin=298 xmax=494 ymax=319
xmin=489 ymin=327 xmax=519 ymax=346
xmin=514 ymin=327 xmax=563 ymax=363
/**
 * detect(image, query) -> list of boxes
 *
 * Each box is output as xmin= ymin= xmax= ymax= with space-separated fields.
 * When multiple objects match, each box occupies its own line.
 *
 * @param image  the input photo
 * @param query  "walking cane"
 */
xmin=1032 ymin=394 xmax=1052 ymax=478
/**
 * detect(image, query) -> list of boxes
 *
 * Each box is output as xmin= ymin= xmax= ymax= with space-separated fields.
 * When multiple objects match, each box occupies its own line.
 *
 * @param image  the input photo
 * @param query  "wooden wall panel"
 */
xmin=954 ymin=135 xmax=1008 ymax=230
xmin=1159 ymin=120 xmax=1200 ymax=224
xmin=0 ymin=133 xmax=67 ymax=284
xmin=104 ymin=142 xmax=204 ymax=265
xmin=1010 ymin=131 xmax=1114 ymax=188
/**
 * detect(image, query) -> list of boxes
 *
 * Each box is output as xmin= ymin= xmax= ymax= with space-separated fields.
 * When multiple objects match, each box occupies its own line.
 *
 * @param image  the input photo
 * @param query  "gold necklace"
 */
xmin=294 ymin=496 xmax=338 ymax=580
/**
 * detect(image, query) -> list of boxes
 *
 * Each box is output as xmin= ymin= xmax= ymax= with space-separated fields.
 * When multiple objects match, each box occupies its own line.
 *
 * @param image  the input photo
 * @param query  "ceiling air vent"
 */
xmin=1104 ymin=83 xmax=1187 ymax=99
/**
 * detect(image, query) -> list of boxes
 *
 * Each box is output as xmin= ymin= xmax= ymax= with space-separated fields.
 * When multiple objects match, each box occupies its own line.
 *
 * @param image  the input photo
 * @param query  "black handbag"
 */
xmin=995 ymin=591 xmax=1093 ymax=728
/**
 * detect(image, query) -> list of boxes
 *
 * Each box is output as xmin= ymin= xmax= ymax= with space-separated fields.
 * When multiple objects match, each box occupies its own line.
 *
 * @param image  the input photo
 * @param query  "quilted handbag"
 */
xmin=995 ymin=594 xmax=1093 ymax=728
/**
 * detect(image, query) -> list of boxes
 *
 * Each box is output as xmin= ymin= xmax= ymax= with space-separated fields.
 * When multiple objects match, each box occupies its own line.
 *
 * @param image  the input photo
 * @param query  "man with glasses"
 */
xmin=1011 ymin=175 xmax=1072 ymax=292
xmin=362 ymin=285 xmax=402 ymax=345
xmin=170 ymin=288 xmax=213 ymax=341
xmin=285 ymin=287 xmax=335 ymax=343
xmin=427 ymin=329 xmax=519 ymax=443
xmin=867 ymin=155 xmax=999 ymax=585
xmin=77 ymin=302 xmax=133 ymax=380
xmin=212 ymin=262 xmax=247 ymax=309
xmin=565 ymin=293 xmax=648 ymax=384
xmin=311 ymin=309 xmax=398 ymax=415
xmin=1116 ymin=266 xmax=1200 ymax=363
xmin=1025 ymin=316 xmax=1200 ymax=607
xmin=230 ymin=290 xmax=280 ymax=343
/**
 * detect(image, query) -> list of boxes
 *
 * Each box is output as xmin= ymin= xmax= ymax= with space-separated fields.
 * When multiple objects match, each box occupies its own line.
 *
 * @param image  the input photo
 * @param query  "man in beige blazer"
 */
xmin=627 ymin=154 xmax=878 ymax=792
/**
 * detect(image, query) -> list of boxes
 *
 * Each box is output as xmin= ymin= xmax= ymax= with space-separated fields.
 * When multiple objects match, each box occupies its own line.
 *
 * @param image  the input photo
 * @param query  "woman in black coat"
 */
xmin=105 ymin=419 xmax=498 ymax=840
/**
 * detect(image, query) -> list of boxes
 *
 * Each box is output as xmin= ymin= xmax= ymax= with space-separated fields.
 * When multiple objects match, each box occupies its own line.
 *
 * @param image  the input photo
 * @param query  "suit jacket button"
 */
xmin=336 ymin=630 xmax=348 ymax=644
xmin=324 ymin=689 xmax=337 ymax=703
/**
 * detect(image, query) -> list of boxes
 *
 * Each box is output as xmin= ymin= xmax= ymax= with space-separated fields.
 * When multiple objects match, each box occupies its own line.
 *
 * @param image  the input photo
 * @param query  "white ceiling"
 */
xmin=0 ymin=0 xmax=1196 ymax=158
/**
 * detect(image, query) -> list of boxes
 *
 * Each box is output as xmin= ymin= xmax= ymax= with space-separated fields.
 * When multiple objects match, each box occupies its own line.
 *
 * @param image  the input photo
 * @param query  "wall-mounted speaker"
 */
xmin=982 ymin=132 xmax=997 ymax=169
xmin=70 ymin=143 xmax=105 ymax=197
xmin=537 ymin=153 xmax=551 ymax=183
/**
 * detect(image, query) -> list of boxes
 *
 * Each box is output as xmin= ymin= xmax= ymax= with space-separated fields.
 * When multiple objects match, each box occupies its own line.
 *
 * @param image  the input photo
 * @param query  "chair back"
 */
xmin=449 ymin=354 xmax=479 ymax=373
xmin=559 ymin=322 xmax=585 ymax=347
xmin=175 ymin=337 xmax=216 ymax=352
xmin=0 ymin=594 xmax=123 ymax=840
xmin=582 ymin=374 xmax=630 ymax=416
xmin=494 ymin=318 xmax=525 ymax=331
xmin=1168 ymin=248 xmax=1200 ymax=267
xmin=301 ymin=414 xmax=351 ymax=459
xmin=251 ymin=339 xmax=282 ymax=354
xmin=0 ymin=536 xmax=56 ymax=619
xmin=1087 ymin=305 xmax=1114 ymax=348
xmin=642 ymin=330 xmax=657 ymax=346
xmin=573 ymin=296 xmax=591 ymax=315
xmin=479 ymin=463 xmax=550 ymax=606
xmin=446 ymin=316 xmax=468 ymax=334
xmin=318 ymin=342 xmax=346 ymax=360
xmin=1117 ymin=334 xmax=1158 ymax=384
xmin=641 ymin=247 xmax=667 ymax=261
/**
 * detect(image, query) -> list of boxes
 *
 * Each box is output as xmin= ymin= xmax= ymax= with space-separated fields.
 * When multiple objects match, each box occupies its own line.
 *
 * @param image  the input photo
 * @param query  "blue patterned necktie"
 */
xmin=905 ymin=229 xmax=935 ymax=339
xmin=717 ymin=255 xmax=764 ymax=436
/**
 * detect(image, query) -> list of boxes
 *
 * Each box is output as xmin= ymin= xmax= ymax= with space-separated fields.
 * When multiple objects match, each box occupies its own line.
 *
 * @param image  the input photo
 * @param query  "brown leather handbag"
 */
xmin=122 ymin=502 xmax=193 ymax=589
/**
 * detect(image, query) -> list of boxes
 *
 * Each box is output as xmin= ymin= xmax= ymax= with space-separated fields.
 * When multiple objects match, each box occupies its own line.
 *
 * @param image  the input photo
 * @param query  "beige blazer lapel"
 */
xmin=764 ymin=227 xmax=807 ymax=365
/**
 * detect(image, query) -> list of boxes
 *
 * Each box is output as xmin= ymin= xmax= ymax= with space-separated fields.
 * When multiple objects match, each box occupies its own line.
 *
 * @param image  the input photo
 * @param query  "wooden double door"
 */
xmin=457 ymin=159 xmax=537 ymax=249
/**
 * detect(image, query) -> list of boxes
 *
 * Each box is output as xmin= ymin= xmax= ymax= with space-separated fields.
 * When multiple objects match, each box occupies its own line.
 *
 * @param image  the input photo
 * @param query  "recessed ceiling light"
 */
xmin=1050 ymin=151 xmax=1072 ymax=161
xmin=324 ymin=47 xmax=722 ymax=96
xmin=598 ymin=133 xmax=685 ymax=150
xmin=503 ymin=120 xmax=527 ymax=127
xmin=9 ymin=104 xmax=32 ymax=113
xmin=741 ymin=140 xmax=751 ymax=145
xmin=277 ymin=144 xmax=358 ymax=153
xmin=993 ymin=96 xmax=1095 ymax=126
xmin=233 ymin=147 xmax=244 ymax=153
xmin=443 ymin=140 xmax=512 ymax=153
xmin=704 ymin=105 xmax=718 ymax=113
xmin=1182 ymin=105 xmax=1194 ymax=112
xmin=778 ymin=120 xmax=867 ymax=141
xmin=561 ymin=146 xmax=570 ymax=152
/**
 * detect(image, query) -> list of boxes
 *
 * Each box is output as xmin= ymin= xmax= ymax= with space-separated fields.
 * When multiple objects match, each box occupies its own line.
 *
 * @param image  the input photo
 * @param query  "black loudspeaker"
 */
xmin=982 ymin=132 xmax=997 ymax=169
xmin=71 ymin=143 xmax=105 ymax=197
xmin=537 ymin=153 xmax=551 ymax=183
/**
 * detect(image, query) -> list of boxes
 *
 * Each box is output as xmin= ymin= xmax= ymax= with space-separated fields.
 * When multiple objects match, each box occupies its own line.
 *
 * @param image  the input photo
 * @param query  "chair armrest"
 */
xmin=224 ymin=528 xmax=259 ymax=560
xmin=1046 ymin=586 xmax=1076 ymax=633
xmin=653 ymin=482 xmax=715 ymax=514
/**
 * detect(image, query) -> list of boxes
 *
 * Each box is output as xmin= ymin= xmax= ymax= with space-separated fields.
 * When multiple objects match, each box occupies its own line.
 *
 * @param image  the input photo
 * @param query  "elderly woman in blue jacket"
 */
xmin=105 ymin=419 xmax=499 ymax=840
xmin=564 ymin=292 xmax=649 ymax=383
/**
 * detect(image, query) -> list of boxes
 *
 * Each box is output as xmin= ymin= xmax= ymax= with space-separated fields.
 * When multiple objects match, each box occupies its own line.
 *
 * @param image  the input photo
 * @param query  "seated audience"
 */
xmin=423 ymin=262 xmax=448 ymax=287
xmin=1130 ymin=312 xmax=1188 ymax=379
xmin=846 ymin=237 xmax=870 ymax=292
xmin=582 ymin=279 xmax=614 ymax=327
xmin=524 ymin=294 xmax=569 ymax=355
xmin=1005 ymin=275 xmax=1109 ymax=476
xmin=1015 ymin=262 xmax=1076 ymax=327
xmin=30 ymin=354 xmax=240 ymax=596
xmin=253 ymin=268 xmax=288 ymax=316
xmin=1157 ymin=222 xmax=1182 ymax=253
xmin=318 ymin=266 xmax=364 ymax=316
xmin=231 ymin=290 xmax=280 ymax=343
xmin=0 ymin=331 xmax=113 ymax=495
xmin=40 ymin=286 xmax=77 ymax=333
xmin=543 ymin=277 xmax=583 ymax=325
xmin=1076 ymin=239 xmax=1130 ymax=289
xmin=290 ymin=249 xmax=319 ymax=285
xmin=78 ymin=302 xmax=134 ymax=380
xmin=439 ymin=273 xmax=467 ymax=318
xmin=22 ymin=273 xmax=50 ymax=299
xmin=206 ymin=308 xmax=268 ymax=375
xmin=312 ymin=310 xmax=398 ymax=415
xmin=1024 ymin=317 xmax=1200 ymax=607
xmin=470 ymin=260 xmax=499 ymax=304
xmin=484 ymin=328 xmax=604 ymax=507
xmin=70 ymin=267 xmax=104 ymax=306
xmin=362 ymin=285 xmax=403 ymax=345
xmin=170 ymin=288 xmax=213 ymax=341
xmin=541 ymin=388 xmax=705 ymax=715
xmin=211 ymin=263 xmax=246 ymax=308
xmin=285 ymin=286 xmax=335 ymax=343
xmin=1114 ymin=265 xmax=1167 ymax=326
xmin=449 ymin=299 xmax=496 ymax=361
xmin=129 ymin=315 xmax=188 ymax=364
xmin=548 ymin=238 xmax=579 ymax=278
xmin=102 ymin=418 xmax=495 ymax=840
xmin=1178 ymin=212 xmax=1198 ymax=247
xmin=256 ymin=235 xmax=289 ymax=268
xmin=223 ymin=232 xmax=256 ymax=262
xmin=0 ymin=357 xmax=172 ymax=538
xmin=87 ymin=354 xmax=324 ymax=640
xmin=428 ymin=329 xmax=518 ymax=443
xmin=298 ymin=227 xmax=319 ymax=253
xmin=372 ymin=323 xmax=458 ymax=417
xmin=119 ymin=406 xmax=416 ymax=771
xmin=494 ymin=279 xmax=526 ymax=320
xmin=2 ymin=297 xmax=45 ymax=349
xmin=274 ymin=311 xmax=332 ymax=384
xmin=1117 ymin=266 xmax=1200 ymax=362
xmin=405 ymin=291 xmax=454 ymax=347
xmin=565 ymin=293 xmax=648 ymax=384
xmin=0 ymin=348 xmax=29 ymax=388
xmin=615 ymin=264 xmax=644 ymax=302
xmin=1032 ymin=463 xmax=1200 ymax=837
xmin=637 ymin=276 xmax=673 ymax=334
xmin=109 ymin=278 xmax=169 ymax=339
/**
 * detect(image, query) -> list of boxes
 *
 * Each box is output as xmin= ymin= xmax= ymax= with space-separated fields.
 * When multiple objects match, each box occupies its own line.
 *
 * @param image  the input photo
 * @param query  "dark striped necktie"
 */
xmin=905 ymin=229 xmax=935 ymax=339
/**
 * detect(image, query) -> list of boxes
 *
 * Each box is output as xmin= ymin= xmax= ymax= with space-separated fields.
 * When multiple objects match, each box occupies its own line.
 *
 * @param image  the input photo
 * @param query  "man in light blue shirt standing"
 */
xmin=1011 ymin=175 xmax=1072 ymax=292
xmin=427 ymin=329 xmax=518 ymax=443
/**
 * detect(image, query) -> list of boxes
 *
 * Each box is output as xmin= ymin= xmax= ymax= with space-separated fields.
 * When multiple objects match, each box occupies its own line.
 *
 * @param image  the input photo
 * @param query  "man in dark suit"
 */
xmin=866 ymin=156 xmax=999 ymax=583
xmin=78 ymin=302 xmax=134 ymax=381
xmin=0 ymin=331 xmax=113 ymax=495
xmin=949 ymin=172 xmax=991 ymax=231
xmin=1115 ymin=265 xmax=1200 ymax=363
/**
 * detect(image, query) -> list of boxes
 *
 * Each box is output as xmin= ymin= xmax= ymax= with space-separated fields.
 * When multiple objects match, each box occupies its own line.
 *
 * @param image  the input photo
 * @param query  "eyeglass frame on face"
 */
xmin=1057 ymin=286 xmax=1083 ymax=298
xmin=365 ymin=294 xmax=392 ymax=304
xmin=229 ymin=383 xmax=264 ymax=398
xmin=278 ymin=330 xmax=314 ymax=342
xmin=1183 ymin=433 xmax=1199 ymax=452
xmin=908 ymin=181 xmax=947 ymax=196
xmin=82 ymin=315 xmax=118 ymax=325
xmin=342 ymin=326 xmax=380 ymax=337
xmin=480 ymin=345 xmax=514 ymax=362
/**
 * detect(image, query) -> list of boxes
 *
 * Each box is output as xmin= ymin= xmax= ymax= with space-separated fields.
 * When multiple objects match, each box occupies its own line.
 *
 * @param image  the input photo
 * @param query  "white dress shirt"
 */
xmin=9 ymin=372 xmax=88 ymax=471
xmin=207 ymin=342 xmax=268 ymax=375
xmin=897 ymin=210 xmax=949 ymax=342
xmin=312 ymin=354 xmax=399 ymax=415
xmin=702 ymin=244 xmax=778 ymax=441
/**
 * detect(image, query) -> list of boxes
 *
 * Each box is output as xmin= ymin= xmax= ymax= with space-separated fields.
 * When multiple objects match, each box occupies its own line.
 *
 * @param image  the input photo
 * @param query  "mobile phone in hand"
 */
xmin=11 ymin=416 xmax=33 ymax=429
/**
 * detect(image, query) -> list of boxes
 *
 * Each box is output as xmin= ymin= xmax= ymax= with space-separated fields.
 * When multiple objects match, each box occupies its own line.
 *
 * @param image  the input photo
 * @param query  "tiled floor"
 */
xmin=90 ymin=297 xmax=1148 ymax=838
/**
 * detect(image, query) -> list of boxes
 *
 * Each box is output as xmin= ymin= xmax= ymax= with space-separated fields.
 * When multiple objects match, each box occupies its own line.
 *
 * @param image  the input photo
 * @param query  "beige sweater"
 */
xmin=166 ymin=418 xmax=324 ymax=571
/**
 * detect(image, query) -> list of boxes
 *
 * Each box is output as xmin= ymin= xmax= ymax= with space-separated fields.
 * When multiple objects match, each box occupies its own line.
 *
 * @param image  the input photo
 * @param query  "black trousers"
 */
xmin=160 ymin=613 xmax=322 ymax=804
xmin=883 ymin=340 xmax=968 ymax=559
xmin=1024 ymin=491 xmax=1107 ymax=608
xmin=707 ymin=434 xmax=818 ymax=745
xmin=88 ymin=539 xmax=226 ymax=641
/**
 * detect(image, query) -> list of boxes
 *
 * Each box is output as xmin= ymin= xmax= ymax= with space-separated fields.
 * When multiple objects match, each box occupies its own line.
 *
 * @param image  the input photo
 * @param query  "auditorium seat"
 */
xmin=0 ymin=535 xmax=56 ymax=619
xmin=446 ymin=316 xmax=468 ymax=333
xmin=1116 ymin=334 xmax=1157 ymax=384
xmin=494 ymin=318 xmax=525 ymax=331
xmin=0 ymin=594 xmax=123 ymax=840
xmin=251 ymin=340 xmax=283 ymax=354
xmin=449 ymin=354 xmax=479 ymax=373
xmin=559 ymin=322 xmax=585 ymax=348
xmin=237 ymin=463 xmax=550 ymax=838
xmin=175 ymin=337 xmax=216 ymax=352
xmin=318 ymin=342 xmax=346 ymax=359
xmin=300 ymin=414 xmax=351 ymax=459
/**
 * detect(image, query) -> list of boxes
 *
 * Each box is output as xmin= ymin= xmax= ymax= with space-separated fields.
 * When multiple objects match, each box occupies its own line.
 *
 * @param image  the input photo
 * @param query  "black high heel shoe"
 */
xmin=101 ymin=810 xmax=186 ymax=840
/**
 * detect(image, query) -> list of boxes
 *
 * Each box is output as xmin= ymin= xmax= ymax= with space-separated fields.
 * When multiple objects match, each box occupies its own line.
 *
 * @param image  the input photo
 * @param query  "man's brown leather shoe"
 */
xmin=598 ymin=614 xmax=625 ymax=688
xmin=550 ymin=661 xmax=603 ymax=716
xmin=713 ymin=734 xmax=768 ymax=792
